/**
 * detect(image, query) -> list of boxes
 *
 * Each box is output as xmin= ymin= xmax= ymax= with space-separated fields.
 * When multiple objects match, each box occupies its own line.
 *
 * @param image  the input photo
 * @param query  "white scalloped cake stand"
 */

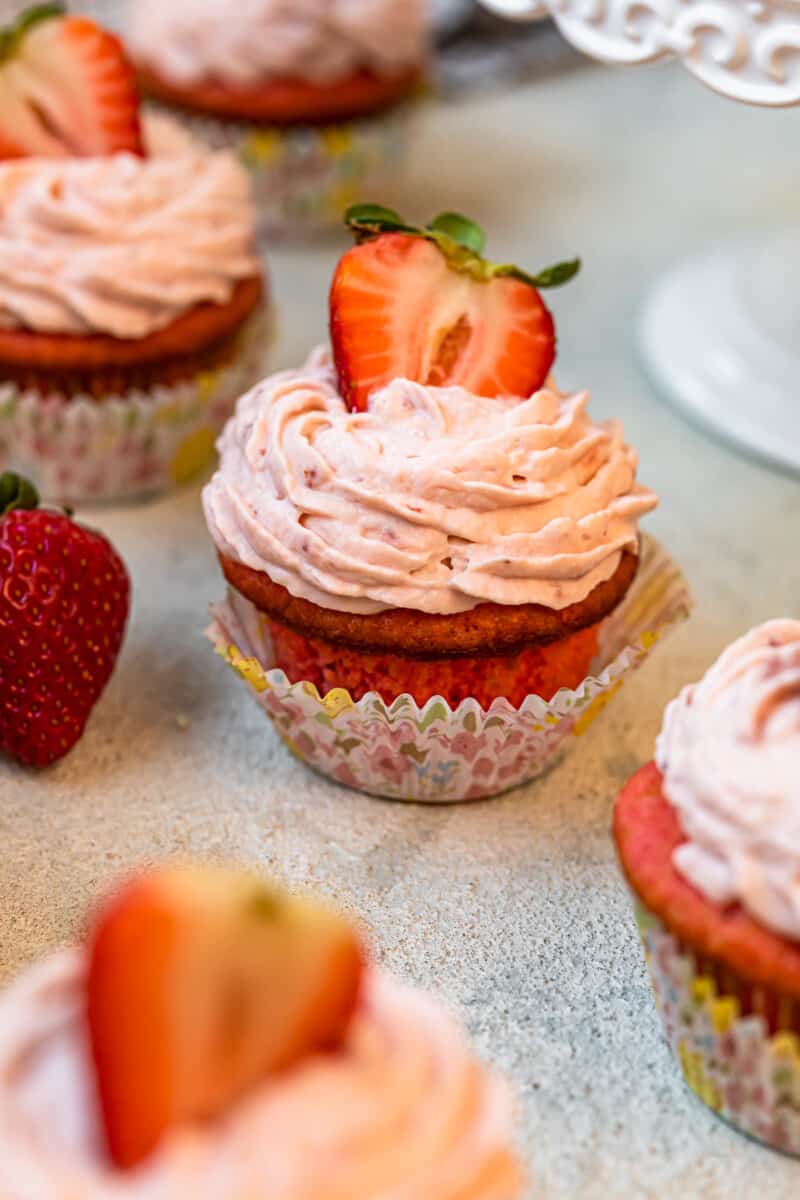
xmin=479 ymin=0 xmax=800 ymax=474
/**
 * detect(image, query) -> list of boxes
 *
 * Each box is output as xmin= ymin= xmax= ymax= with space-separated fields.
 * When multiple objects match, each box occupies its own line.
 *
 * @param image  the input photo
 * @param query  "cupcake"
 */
xmin=0 ymin=5 xmax=268 ymax=505
xmin=203 ymin=206 xmax=674 ymax=801
xmin=614 ymin=619 xmax=800 ymax=1155
xmin=128 ymin=0 xmax=429 ymax=234
xmin=0 ymin=863 xmax=524 ymax=1196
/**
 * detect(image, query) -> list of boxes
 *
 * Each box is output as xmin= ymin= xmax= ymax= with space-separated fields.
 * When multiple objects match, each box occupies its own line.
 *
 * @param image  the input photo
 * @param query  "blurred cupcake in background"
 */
xmin=128 ymin=0 xmax=429 ymax=234
xmin=0 ymin=863 xmax=525 ymax=1196
xmin=614 ymin=620 xmax=800 ymax=1156
xmin=0 ymin=5 xmax=269 ymax=505
xmin=204 ymin=206 xmax=688 ymax=802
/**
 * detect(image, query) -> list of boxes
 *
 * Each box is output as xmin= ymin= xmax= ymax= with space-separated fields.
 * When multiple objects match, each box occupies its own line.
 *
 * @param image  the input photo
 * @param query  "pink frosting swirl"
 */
xmin=657 ymin=619 xmax=800 ymax=940
xmin=0 ymin=951 xmax=523 ymax=1199
xmin=203 ymin=347 xmax=657 ymax=615
xmin=0 ymin=118 xmax=260 ymax=340
xmin=130 ymin=0 xmax=428 ymax=90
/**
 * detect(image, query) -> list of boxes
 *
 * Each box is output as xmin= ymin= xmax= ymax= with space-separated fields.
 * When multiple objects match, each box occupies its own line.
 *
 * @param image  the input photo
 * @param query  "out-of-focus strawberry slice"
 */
xmin=330 ymin=232 xmax=557 ymax=412
xmin=86 ymin=865 xmax=364 ymax=1170
xmin=0 ymin=4 xmax=143 ymax=159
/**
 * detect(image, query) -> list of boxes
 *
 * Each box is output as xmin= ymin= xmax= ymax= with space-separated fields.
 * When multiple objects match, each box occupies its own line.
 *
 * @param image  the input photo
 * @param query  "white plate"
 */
xmin=640 ymin=237 xmax=800 ymax=476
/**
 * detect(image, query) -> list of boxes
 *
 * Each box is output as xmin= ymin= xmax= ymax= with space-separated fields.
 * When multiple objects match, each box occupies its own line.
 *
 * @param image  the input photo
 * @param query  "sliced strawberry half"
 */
xmin=0 ymin=4 xmax=144 ymax=159
xmin=329 ymin=205 xmax=580 ymax=412
xmin=86 ymin=865 xmax=365 ymax=1170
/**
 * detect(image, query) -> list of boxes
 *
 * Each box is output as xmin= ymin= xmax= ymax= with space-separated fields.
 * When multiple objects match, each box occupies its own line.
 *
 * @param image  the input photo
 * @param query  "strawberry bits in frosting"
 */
xmin=657 ymin=620 xmax=800 ymax=940
xmin=204 ymin=347 xmax=657 ymax=616
xmin=0 ymin=143 xmax=259 ymax=340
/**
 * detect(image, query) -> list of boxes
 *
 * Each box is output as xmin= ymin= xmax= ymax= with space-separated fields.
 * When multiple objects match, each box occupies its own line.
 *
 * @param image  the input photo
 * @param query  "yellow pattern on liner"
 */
xmin=219 ymin=644 xmax=271 ymax=694
xmin=686 ymin=969 xmax=743 ymax=1034
xmin=772 ymin=1031 xmax=800 ymax=1061
xmin=574 ymin=678 xmax=624 ymax=736
xmin=322 ymin=126 xmax=354 ymax=156
xmin=196 ymin=368 xmax=222 ymax=406
xmin=678 ymin=1042 xmax=723 ymax=1111
xmin=297 ymin=680 xmax=355 ymax=718
xmin=170 ymin=427 xmax=216 ymax=484
xmin=154 ymin=397 xmax=183 ymax=425
xmin=221 ymin=638 xmax=358 ymax=716
xmin=710 ymin=995 xmax=740 ymax=1033
xmin=281 ymin=734 xmax=304 ymax=760
xmin=691 ymin=976 xmax=714 ymax=1006
xmin=244 ymin=129 xmax=281 ymax=165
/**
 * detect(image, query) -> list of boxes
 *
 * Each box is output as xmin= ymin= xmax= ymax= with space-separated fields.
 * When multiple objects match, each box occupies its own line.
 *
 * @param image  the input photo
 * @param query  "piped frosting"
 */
xmin=0 ymin=951 xmax=523 ymax=1199
xmin=657 ymin=619 xmax=800 ymax=940
xmin=0 ymin=117 xmax=259 ymax=340
xmin=130 ymin=0 xmax=427 ymax=91
xmin=203 ymin=347 xmax=657 ymax=616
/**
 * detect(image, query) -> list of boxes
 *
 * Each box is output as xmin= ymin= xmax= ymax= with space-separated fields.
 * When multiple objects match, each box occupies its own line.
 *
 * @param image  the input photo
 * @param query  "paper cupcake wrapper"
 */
xmin=0 ymin=307 xmax=271 ymax=506
xmin=635 ymin=902 xmax=800 ymax=1156
xmin=206 ymin=535 xmax=691 ymax=803
xmin=151 ymin=101 xmax=416 ymax=235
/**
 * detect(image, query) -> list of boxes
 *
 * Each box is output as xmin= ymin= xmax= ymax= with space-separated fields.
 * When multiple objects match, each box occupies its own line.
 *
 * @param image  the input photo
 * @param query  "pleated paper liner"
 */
xmin=635 ymin=901 xmax=800 ymax=1156
xmin=206 ymin=535 xmax=691 ymax=803
xmin=0 ymin=307 xmax=272 ymax=506
xmin=150 ymin=100 xmax=417 ymax=236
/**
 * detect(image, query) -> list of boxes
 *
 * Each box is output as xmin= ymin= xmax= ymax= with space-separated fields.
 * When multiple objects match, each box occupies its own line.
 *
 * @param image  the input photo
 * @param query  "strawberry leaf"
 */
xmin=343 ymin=204 xmax=581 ymax=291
xmin=344 ymin=204 xmax=418 ymax=241
xmin=496 ymin=258 xmax=582 ymax=289
xmin=0 ymin=3 xmax=65 ymax=64
xmin=428 ymin=212 xmax=486 ymax=255
xmin=0 ymin=472 xmax=39 ymax=516
xmin=344 ymin=203 xmax=404 ymax=226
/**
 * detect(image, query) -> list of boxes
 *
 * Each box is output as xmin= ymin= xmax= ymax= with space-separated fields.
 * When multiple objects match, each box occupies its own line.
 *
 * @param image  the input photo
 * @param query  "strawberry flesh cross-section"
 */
xmin=0 ymin=3 xmax=144 ymax=159
xmin=329 ymin=205 xmax=580 ymax=412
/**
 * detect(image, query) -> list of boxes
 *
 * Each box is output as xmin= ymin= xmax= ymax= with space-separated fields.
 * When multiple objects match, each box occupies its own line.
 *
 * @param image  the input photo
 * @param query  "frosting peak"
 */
xmin=130 ymin=0 xmax=428 ymax=90
xmin=0 ymin=952 xmax=522 ymax=1199
xmin=0 ymin=119 xmax=260 ymax=340
xmin=203 ymin=347 xmax=657 ymax=616
xmin=657 ymin=619 xmax=800 ymax=939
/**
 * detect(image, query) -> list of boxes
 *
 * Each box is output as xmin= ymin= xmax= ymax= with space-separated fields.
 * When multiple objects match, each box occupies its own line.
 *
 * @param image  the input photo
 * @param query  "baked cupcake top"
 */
xmin=656 ymin=619 xmax=800 ymax=939
xmin=0 ymin=864 xmax=522 ymax=1197
xmin=129 ymin=0 xmax=428 ymax=91
xmin=0 ymin=117 xmax=260 ymax=340
xmin=204 ymin=347 xmax=657 ymax=616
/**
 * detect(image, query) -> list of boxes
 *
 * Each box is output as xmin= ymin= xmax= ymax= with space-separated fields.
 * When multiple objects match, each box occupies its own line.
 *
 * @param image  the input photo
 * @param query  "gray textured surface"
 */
xmin=1 ymin=66 xmax=800 ymax=1197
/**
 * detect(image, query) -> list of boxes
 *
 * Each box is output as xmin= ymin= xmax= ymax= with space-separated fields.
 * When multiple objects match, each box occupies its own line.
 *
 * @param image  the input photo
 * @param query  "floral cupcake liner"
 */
xmin=153 ymin=101 xmax=417 ymax=235
xmin=0 ymin=307 xmax=272 ymax=506
xmin=206 ymin=535 xmax=691 ymax=803
xmin=635 ymin=902 xmax=800 ymax=1156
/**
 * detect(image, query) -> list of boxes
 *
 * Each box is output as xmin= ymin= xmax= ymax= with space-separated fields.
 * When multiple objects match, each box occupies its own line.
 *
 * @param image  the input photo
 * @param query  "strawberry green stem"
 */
xmin=0 ymin=472 xmax=40 ymax=516
xmin=0 ymin=3 xmax=65 ymax=65
xmin=344 ymin=203 xmax=581 ymax=290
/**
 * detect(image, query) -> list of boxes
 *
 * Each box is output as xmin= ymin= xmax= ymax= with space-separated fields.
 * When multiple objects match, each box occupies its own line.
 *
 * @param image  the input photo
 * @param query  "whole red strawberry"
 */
xmin=0 ymin=473 xmax=130 ymax=767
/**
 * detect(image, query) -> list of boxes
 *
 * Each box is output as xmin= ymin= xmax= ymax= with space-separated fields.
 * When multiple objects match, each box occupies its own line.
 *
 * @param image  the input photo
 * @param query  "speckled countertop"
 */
xmin=1 ymin=62 xmax=799 ymax=1199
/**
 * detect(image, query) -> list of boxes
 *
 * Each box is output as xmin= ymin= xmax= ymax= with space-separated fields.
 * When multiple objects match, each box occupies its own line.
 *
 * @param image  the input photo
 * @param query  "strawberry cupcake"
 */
xmin=203 ymin=206 xmax=681 ymax=802
xmin=0 ymin=5 xmax=268 ymax=505
xmin=614 ymin=620 xmax=800 ymax=1155
xmin=0 ymin=863 xmax=524 ymax=1196
xmin=128 ymin=0 xmax=428 ymax=234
